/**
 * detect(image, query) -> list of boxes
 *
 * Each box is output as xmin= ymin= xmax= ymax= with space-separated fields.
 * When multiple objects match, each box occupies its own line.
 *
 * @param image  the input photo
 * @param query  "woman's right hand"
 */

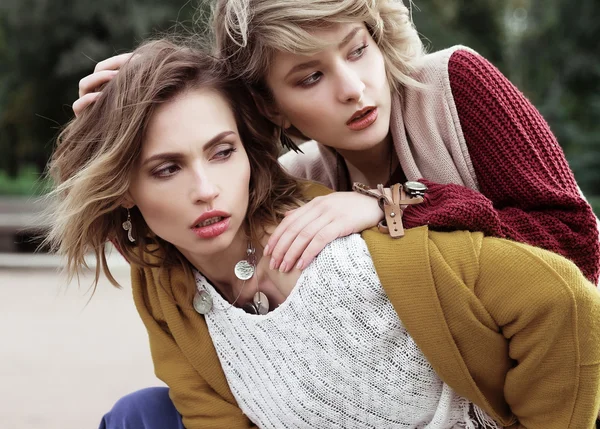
xmin=73 ymin=53 xmax=133 ymax=117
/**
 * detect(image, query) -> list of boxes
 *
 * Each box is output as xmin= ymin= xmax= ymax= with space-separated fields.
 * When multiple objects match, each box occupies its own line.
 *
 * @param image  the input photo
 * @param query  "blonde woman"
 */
xmin=74 ymin=0 xmax=600 ymax=286
xmin=52 ymin=40 xmax=600 ymax=429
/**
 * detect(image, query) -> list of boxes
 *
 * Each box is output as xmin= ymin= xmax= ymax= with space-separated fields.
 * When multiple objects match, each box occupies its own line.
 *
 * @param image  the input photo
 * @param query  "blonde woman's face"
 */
xmin=266 ymin=23 xmax=392 ymax=153
xmin=128 ymin=88 xmax=251 ymax=258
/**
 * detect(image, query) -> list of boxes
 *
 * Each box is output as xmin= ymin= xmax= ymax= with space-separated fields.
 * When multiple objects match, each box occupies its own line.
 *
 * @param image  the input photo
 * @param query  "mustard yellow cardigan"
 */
xmin=131 ymin=209 xmax=600 ymax=429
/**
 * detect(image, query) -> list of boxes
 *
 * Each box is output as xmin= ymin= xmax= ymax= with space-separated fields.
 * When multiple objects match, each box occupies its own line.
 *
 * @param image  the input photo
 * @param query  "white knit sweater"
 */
xmin=196 ymin=235 xmax=499 ymax=428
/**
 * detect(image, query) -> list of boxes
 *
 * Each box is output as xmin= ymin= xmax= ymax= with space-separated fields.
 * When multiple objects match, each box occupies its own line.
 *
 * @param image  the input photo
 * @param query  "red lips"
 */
xmin=191 ymin=210 xmax=230 ymax=229
xmin=346 ymin=106 xmax=376 ymax=125
xmin=190 ymin=210 xmax=231 ymax=239
xmin=346 ymin=107 xmax=378 ymax=131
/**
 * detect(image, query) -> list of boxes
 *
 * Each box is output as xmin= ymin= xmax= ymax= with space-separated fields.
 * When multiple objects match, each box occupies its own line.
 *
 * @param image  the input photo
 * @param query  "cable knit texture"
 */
xmin=199 ymin=234 xmax=494 ymax=429
xmin=278 ymin=47 xmax=600 ymax=284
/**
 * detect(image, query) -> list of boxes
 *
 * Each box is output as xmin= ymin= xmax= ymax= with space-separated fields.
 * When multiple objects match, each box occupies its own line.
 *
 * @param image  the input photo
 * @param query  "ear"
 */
xmin=120 ymin=192 xmax=136 ymax=210
xmin=250 ymin=89 xmax=291 ymax=130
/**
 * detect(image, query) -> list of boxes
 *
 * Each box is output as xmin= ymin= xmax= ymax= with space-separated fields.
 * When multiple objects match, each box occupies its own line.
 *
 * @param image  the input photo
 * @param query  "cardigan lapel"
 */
xmin=151 ymin=262 xmax=240 ymax=405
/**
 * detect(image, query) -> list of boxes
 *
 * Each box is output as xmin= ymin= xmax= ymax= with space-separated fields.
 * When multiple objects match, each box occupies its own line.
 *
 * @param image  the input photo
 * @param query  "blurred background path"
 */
xmin=0 ymin=259 xmax=163 ymax=429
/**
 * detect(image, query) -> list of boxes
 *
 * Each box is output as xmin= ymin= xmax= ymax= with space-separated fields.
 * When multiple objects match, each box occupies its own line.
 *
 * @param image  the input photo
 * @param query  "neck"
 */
xmin=337 ymin=132 xmax=396 ymax=188
xmin=180 ymin=228 xmax=267 ymax=303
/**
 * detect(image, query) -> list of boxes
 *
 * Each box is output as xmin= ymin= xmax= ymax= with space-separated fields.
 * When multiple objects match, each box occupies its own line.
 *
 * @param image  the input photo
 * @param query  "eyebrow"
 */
xmin=141 ymin=130 xmax=236 ymax=167
xmin=339 ymin=26 xmax=364 ymax=49
xmin=284 ymin=26 xmax=364 ymax=80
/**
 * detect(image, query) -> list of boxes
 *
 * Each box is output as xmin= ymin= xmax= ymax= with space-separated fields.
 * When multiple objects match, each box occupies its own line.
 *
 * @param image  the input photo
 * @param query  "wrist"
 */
xmin=352 ymin=182 xmax=427 ymax=238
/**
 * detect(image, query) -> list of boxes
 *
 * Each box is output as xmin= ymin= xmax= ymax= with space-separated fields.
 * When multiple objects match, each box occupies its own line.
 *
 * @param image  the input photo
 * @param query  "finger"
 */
xmin=295 ymin=221 xmax=354 ymax=271
xmin=78 ymin=70 xmax=118 ymax=97
xmin=268 ymin=206 xmax=331 ymax=270
xmin=72 ymin=92 xmax=102 ymax=117
xmin=279 ymin=217 xmax=342 ymax=273
xmin=265 ymin=197 xmax=322 ymax=256
xmin=94 ymin=52 xmax=134 ymax=73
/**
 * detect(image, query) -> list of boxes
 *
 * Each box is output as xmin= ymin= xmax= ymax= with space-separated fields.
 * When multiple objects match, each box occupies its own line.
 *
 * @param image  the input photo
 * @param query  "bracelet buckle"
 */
xmin=353 ymin=181 xmax=426 ymax=238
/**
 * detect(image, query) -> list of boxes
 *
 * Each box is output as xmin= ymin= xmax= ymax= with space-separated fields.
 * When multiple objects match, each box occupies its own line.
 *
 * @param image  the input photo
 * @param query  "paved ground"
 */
xmin=0 ymin=261 xmax=163 ymax=429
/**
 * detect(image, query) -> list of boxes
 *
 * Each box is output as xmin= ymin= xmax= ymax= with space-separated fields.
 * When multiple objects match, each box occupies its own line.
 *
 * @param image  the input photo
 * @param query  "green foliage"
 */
xmin=589 ymin=197 xmax=600 ymax=218
xmin=515 ymin=0 xmax=600 ymax=195
xmin=0 ymin=165 xmax=50 ymax=196
xmin=412 ymin=0 xmax=507 ymax=70
xmin=0 ymin=0 xmax=197 ymax=182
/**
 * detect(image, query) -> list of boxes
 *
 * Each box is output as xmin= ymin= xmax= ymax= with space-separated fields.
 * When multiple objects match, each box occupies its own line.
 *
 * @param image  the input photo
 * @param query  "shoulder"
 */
xmin=445 ymin=48 xmax=517 ymax=104
xmin=479 ymin=237 xmax=596 ymax=292
xmin=429 ymin=229 xmax=594 ymax=291
xmin=279 ymin=140 xmax=338 ymax=189
xmin=410 ymin=45 xmax=478 ymax=85
xmin=300 ymin=181 xmax=334 ymax=200
xmin=278 ymin=141 xmax=322 ymax=176
xmin=411 ymin=46 xmax=509 ymax=99
xmin=279 ymin=140 xmax=320 ymax=165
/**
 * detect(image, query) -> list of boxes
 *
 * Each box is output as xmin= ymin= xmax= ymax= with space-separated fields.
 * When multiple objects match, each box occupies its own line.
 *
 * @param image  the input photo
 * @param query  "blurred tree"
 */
xmin=412 ymin=0 xmax=507 ymax=71
xmin=516 ymin=0 xmax=600 ymax=195
xmin=0 ymin=0 xmax=196 ymax=177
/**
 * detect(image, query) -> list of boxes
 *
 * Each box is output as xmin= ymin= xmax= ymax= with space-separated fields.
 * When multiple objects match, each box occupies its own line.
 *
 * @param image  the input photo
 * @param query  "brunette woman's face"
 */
xmin=127 ymin=88 xmax=251 ymax=258
xmin=266 ymin=23 xmax=391 ymax=152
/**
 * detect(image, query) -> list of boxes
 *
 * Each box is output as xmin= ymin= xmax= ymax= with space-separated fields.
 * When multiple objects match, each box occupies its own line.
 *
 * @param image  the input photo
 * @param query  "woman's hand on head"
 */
xmin=264 ymin=192 xmax=384 ymax=273
xmin=73 ymin=53 xmax=133 ymax=117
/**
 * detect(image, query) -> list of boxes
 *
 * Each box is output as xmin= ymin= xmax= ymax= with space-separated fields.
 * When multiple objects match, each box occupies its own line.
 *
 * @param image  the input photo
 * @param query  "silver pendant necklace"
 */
xmin=194 ymin=242 xmax=269 ymax=315
xmin=234 ymin=244 xmax=256 ymax=280
xmin=235 ymin=242 xmax=269 ymax=315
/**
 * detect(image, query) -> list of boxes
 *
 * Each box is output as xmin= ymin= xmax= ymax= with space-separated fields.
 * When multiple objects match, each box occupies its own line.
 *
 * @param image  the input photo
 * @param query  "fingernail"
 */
xmin=269 ymin=258 xmax=276 ymax=270
xmin=263 ymin=244 xmax=270 ymax=256
xmin=295 ymin=259 xmax=304 ymax=271
xmin=279 ymin=261 xmax=287 ymax=273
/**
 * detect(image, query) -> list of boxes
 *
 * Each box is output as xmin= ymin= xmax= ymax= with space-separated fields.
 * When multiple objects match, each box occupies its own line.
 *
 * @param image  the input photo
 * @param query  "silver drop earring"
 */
xmin=122 ymin=208 xmax=135 ymax=243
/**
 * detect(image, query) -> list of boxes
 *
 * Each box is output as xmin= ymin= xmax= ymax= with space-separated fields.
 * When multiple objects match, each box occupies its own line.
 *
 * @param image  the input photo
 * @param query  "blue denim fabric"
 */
xmin=99 ymin=387 xmax=184 ymax=429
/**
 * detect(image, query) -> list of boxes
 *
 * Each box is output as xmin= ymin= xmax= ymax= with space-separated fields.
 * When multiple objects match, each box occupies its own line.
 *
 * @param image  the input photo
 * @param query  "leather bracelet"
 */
xmin=353 ymin=181 xmax=426 ymax=238
xmin=352 ymin=182 xmax=389 ymax=210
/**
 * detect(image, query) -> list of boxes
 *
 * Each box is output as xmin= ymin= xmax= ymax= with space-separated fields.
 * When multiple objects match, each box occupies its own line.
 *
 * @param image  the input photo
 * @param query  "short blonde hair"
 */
xmin=211 ymin=0 xmax=425 ymax=93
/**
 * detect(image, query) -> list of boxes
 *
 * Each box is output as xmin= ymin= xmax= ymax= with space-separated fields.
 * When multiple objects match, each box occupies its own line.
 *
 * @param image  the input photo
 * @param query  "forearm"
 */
xmin=403 ymin=180 xmax=600 ymax=283
xmin=476 ymin=238 xmax=600 ymax=427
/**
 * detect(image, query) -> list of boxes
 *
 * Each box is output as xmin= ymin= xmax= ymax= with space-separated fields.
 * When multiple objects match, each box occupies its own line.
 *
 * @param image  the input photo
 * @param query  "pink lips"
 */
xmin=192 ymin=217 xmax=230 ymax=239
xmin=190 ymin=210 xmax=231 ymax=239
xmin=346 ymin=107 xmax=378 ymax=131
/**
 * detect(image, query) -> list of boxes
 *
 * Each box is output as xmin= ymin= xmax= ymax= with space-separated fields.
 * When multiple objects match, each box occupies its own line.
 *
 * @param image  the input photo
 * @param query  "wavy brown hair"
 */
xmin=44 ymin=39 xmax=305 ymax=288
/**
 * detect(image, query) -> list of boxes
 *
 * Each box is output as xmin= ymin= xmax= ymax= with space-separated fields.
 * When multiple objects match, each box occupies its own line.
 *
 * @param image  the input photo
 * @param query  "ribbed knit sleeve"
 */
xmin=403 ymin=49 xmax=600 ymax=284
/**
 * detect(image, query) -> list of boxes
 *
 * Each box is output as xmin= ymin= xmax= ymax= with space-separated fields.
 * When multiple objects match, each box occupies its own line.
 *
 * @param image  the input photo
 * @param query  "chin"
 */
xmin=178 ymin=238 xmax=230 ymax=262
xmin=349 ymin=129 xmax=390 ymax=151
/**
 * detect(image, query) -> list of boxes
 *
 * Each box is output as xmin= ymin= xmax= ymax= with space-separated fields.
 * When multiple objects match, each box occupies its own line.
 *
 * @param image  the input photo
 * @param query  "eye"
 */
xmin=152 ymin=163 xmax=180 ymax=178
xmin=349 ymin=43 xmax=369 ymax=60
xmin=212 ymin=146 xmax=237 ymax=161
xmin=298 ymin=72 xmax=323 ymax=88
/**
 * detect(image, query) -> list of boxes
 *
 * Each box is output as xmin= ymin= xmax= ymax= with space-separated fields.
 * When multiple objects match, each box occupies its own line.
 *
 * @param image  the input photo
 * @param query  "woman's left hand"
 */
xmin=264 ymin=191 xmax=383 ymax=272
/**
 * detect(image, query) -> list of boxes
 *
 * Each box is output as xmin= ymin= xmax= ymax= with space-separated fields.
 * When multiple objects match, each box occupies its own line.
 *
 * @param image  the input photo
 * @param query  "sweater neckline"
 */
xmin=193 ymin=265 xmax=310 ymax=322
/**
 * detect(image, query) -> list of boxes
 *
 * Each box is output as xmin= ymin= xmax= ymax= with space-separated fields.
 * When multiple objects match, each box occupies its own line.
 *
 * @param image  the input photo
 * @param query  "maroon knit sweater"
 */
xmin=402 ymin=50 xmax=600 ymax=284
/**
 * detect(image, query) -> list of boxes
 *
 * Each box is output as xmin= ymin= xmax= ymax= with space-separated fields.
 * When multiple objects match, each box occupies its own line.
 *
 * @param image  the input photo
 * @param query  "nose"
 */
xmin=189 ymin=165 xmax=219 ymax=204
xmin=335 ymin=62 xmax=366 ymax=104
